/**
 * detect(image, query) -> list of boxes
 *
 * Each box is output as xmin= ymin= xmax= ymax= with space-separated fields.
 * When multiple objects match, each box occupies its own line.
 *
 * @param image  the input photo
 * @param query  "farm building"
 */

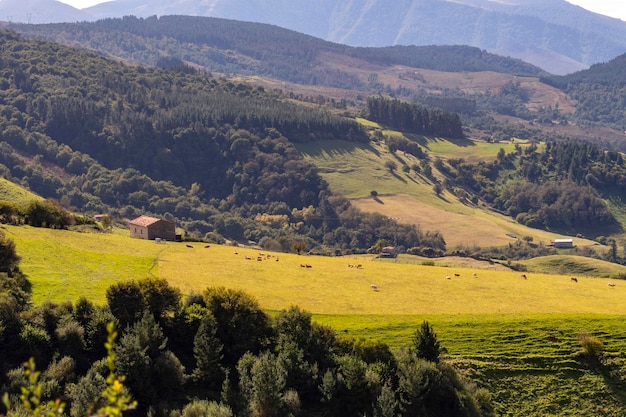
xmin=129 ymin=215 xmax=176 ymax=241
xmin=551 ymin=238 xmax=574 ymax=248
xmin=380 ymin=246 xmax=398 ymax=258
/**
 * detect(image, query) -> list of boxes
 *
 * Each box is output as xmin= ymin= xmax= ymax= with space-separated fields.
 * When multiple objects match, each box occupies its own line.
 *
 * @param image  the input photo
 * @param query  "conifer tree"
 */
xmin=193 ymin=314 xmax=225 ymax=389
xmin=412 ymin=321 xmax=441 ymax=363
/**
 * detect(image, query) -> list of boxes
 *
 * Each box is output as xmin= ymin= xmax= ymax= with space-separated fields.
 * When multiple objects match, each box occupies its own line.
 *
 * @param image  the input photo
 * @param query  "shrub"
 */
xmin=578 ymin=331 xmax=604 ymax=358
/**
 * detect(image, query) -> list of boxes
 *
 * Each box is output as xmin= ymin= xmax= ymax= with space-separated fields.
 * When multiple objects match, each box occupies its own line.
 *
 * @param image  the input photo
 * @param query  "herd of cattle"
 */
xmin=170 ymin=239 xmax=620 ymax=290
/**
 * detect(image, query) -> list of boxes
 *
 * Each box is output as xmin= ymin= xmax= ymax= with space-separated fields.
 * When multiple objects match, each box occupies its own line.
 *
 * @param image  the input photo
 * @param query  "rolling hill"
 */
xmin=7 ymin=0 xmax=626 ymax=74
xmin=0 ymin=27 xmax=625 ymax=257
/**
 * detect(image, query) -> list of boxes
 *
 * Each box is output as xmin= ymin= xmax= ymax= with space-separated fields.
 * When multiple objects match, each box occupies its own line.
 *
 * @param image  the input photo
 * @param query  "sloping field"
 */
xmin=0 ymin=177 xmax=42 ymax=204
xmin=297 ymin=139 xmax=596 ymax=248
xmin=7 ymin=225 xmax=626 ymax=415
xmin=520 ymin=254 xmax=626 ymax=277
xmin=7 ymin=225 xmax=624 ymax=316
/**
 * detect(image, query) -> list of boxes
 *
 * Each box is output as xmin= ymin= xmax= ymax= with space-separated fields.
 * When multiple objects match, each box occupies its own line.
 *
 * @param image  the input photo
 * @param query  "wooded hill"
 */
xmin=8 ymin=15 xmax=626 ymax=149
xmin=7 ymin=15 xmax=546 ymax=86
xmin=0 ymin=25 xmax=626 ymax=258
xmin=0 ymin=30 xmax=448 ymax=254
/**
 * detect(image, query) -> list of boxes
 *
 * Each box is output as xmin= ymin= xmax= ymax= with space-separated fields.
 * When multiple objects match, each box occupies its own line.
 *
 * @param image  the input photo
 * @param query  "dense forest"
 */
xmin=0 ymin=234 xmax=493 ymax=417
xmin=430 ymin=139 xmax=624 ymax=239
xmin=365 ymin=96 xmax=464 ymax=139
xmin=541 ymin=53 xmax=626 ymax=130
xmin=0 ymin=30 xmax=446 ymax=254
xmin=7 ymin=15 xmax=545 ymax=89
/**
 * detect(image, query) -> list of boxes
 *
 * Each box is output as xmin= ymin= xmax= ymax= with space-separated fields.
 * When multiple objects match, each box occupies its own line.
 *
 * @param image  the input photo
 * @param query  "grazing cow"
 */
xmin=204 ymin=245 xmax=211 ymax=248
xmin=234 ymin=251 xmax=239 ymax=255
xmin=305 ymin=264 xmax=312 ymax=268
xmin=571 ymin=277 xmax=578 ymax=283
xmin=348 ymin=264 xmax=354 ymax=268
xmin=257 ymin=257 xmax=263 ymax=261
xmin=370 ymin=284 xmax=378 ymax=291
xmin=245 ymin=256 xmax=252 ymax=260
xmin=521 ymin=274 xmax=527 ymax=279
xmin=356 ymin=264 xmax=363 ymax=269
xmin=446 ymin=275 xmax=451 ymax=280
xmin=186 ymin=244 xmax=193 ymax=248
xmin=300 ymin=264 xmax=306 ymax=268
xmin=472 ymin=273 xmax=477 ymax=278
xmin=608 ymin=282 xmax=616 ymax=288
xmin=454 ymin=273 xmax=460 ymax=277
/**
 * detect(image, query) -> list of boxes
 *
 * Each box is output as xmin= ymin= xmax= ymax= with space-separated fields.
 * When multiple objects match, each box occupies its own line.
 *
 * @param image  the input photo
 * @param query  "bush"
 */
xmin=578 ymin=331 xmax=604 ymax=358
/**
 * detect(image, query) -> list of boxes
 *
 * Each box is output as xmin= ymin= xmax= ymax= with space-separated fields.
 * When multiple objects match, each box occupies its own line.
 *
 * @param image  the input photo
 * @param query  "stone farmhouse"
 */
xmin=129 ymin=215 xmax=176 ymax=241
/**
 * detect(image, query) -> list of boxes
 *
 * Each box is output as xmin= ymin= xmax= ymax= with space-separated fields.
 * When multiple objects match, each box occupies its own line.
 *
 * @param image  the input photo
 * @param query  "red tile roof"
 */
xmin=129 ymin=215 xmax=162 ymax=227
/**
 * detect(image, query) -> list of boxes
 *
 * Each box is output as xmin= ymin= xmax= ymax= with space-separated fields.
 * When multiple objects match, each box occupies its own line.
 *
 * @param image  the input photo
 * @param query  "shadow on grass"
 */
xmin=297 ymin=140 xmax=380 ymax=158
xmin=408 ymin=133 xmax=475 ymax=149
xmin=586 ymin=355 xmax=626 ymax=408
xmin=391 ymin=171 xmax=407 ymax=184
xmin=405 ymin=174 xmax=418 ymax=184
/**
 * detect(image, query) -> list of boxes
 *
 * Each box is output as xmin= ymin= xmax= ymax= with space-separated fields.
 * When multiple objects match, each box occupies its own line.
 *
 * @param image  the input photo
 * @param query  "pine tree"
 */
xmin=193 ymin=314 xmax=225 ymax=389
xmin=412 ymin=321 xmax=441 ymax=363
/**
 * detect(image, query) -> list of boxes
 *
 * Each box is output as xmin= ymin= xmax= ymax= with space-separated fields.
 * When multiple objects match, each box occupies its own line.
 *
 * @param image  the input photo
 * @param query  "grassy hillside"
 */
xmin=519 ymin=254 xmax=626 ymax=277
xmin=0 ymin=177 xmax=41 ymax=204
xmin=296 ymin=138 xmax=600 ymax=249
xmin=7 ymin=224 xmax=625 ymax=314
xmin=6 ymin=224 xmax=626 ymax=415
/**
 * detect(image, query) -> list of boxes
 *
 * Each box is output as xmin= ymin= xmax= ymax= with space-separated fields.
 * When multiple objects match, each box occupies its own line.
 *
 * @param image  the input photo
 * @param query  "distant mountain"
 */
xmin=0 ymin=0 xmax=92 ymax=23
xmin=2 ymin=0 xmax=625 ymax=74
xmin=7 ymin=15 xmax=546 ymax=85
xmin=73 ymin=0 xmax=626 ymax=75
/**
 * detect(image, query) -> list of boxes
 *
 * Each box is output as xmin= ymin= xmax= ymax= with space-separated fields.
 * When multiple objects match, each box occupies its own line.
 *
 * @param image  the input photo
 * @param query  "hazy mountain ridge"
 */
xmin=1 ymin=0 xmax=626 ymax=74
xmin=83 ymin=0 xmax=626 ymax=75
xmin=6 ymin=15 xmax=546 ymax=89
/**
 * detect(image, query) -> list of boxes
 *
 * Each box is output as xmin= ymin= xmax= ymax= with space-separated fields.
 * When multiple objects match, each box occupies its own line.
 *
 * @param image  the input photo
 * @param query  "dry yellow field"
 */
xmin=351 ymin=193 xmax=599 ymax=249
xmin=159 ymin=241 xmax=626 ymax=316
xmin=7 ymin=225 xmax=625 ymax=316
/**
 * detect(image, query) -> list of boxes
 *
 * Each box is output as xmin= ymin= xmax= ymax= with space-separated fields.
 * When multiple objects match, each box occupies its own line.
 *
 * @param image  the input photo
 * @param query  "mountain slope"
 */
xmin=7 ymin=15 xmax=546 ymax=86
xmin=2 ymin=0 xmax=626 ymax=74
xmin=0 ymin=0 xmax=93 ymax=23
xmin=80 ymin=0 xmax=626 ymax=75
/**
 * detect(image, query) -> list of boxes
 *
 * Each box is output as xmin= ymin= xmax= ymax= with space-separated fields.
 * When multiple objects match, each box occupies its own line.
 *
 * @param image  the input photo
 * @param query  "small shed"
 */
xmin=380 ymin=246 xmax=398 ymax=258
xmin=129 ymin=215 xmax=176 ymax=241
xmin=551 ymin=238 xmax=574 ymax=248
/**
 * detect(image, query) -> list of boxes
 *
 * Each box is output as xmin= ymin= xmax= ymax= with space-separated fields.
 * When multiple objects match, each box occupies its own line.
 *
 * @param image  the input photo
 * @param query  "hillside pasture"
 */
xmin=520 ymin=254 xmax=626 ymax=277
xmin=8 ymin=225 xmax=626 ymax=416
xmin=5 ymin=225 xmax=161 ymax=304
xmin=7 ymin=225 xmax=625 ymax=317
xmin=0 ymin=178 xmax=42 ymax=204
xmin=297 ymin=139 xmax=596 ymax=248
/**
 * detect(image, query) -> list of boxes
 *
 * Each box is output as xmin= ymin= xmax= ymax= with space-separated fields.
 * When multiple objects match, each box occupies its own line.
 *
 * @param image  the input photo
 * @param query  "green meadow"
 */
xmin=296 ymin=138 xmax=600 ymax=249
xmin=7 ymin=224 xmax=626 ymax=414
xmin=0 ymin=177 xmax=42 ymax=203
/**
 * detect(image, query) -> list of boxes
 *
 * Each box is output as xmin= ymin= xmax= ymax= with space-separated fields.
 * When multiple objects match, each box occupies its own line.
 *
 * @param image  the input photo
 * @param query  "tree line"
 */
xmin=364 ymin=96 xmax=464 ymax=139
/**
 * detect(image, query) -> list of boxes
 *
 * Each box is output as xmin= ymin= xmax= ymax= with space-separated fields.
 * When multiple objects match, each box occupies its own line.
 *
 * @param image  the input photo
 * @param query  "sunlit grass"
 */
xmin=8 ymin=224 xmax=626 ymax=415
xmin=8 ymin=225 xmax=626 ymax=317
xmin=0 ymin=178 xmax=42 ymax=204
xmin=296 ymin=139 xmax=600 ymax=248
